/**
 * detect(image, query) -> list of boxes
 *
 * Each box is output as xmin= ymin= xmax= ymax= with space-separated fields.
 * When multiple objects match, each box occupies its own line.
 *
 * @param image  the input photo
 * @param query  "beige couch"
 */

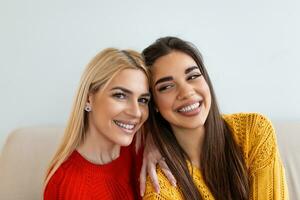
xmin=0 ymin=122 xmax=299 ymax=200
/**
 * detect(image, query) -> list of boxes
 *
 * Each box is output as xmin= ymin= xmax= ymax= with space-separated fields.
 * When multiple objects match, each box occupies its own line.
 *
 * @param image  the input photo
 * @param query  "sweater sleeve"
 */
xmin=43 ymin=167 xmax=64 ymax=200
xmin=143 ymin=168 xmax=183 ymax=200
xmin=247 ymin=114 xmax=289 ymax=200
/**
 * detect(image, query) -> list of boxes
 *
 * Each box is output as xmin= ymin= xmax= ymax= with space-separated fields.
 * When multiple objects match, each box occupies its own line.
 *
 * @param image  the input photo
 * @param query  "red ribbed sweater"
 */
xmin=44 ymin=143 xmax=142 ymax=200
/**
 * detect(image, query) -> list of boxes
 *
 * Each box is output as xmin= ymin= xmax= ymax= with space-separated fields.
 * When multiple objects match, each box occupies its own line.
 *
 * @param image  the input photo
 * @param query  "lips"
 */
xmin=177 ymin=101 xmax=202 ymax=113
xmin=113 ymin=120 xmax=138 ymax=133
xmin=177 ymin=102 xmax=200 ymax=112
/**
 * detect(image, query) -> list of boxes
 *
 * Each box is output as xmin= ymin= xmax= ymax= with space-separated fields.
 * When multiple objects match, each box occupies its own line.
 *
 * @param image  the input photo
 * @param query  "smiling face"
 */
xmin=87 ymin=68 xmax=150 ymax=147
xmin=151 ymin=51 xmax=211 ymax=132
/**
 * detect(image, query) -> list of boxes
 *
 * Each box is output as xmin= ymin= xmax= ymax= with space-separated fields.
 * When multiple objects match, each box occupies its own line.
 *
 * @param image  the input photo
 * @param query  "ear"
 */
xmin=86 ymin=92 xmax=94 ymax=105
xmin=152 ymin=101 xmax=159 ymax=112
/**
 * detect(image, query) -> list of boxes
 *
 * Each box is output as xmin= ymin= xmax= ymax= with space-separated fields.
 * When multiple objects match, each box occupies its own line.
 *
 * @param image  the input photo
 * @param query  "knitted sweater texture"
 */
xmin=143 ymin=113 xmax=289 ymax=200
xmin=44 ymin=143 xmax=142 ymax=200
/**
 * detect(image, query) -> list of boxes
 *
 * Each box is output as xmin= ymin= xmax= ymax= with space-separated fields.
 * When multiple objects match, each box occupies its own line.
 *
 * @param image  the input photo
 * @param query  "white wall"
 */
xmin=1 ymin=0 xmax=299 ymax=151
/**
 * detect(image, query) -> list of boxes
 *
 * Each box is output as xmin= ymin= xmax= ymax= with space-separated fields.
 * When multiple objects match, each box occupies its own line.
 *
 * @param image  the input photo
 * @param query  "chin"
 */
xmin=116 ymin=137 xmax=134 ymax=147
xmin=179 ymin=117 xmax=206 ymax=128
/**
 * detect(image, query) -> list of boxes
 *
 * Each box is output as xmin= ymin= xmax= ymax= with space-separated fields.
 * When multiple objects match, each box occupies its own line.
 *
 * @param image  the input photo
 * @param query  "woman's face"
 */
xmin=87 ymin=68 xmax=150 ymax=147
xmin=151 ymin=51 xmax=211 ymax=132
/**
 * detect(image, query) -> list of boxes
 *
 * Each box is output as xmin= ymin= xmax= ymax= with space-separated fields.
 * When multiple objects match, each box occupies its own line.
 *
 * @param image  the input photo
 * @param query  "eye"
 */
xmin=157 ymin=84 xmax=174 ymax=92
xmin=112 ymin=92 xmax=127 ymax=99
xmin=187 ymin=73 xmax=202 ymax=81
xmin=138 ymin=97 xmax=150 ymax=105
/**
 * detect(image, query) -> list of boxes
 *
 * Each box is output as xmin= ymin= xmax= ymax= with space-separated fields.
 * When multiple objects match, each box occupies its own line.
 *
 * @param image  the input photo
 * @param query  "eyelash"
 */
xmin=158 ymin=84 xmax=174 ymax=92
xmin=157 ymin=74 xmax=202 ymax=92
xmin=112 ymin=92 xmax=127 ymax=99
xmin=139 ymin=98 xmax=150 ymax=105
xmin=112 ymin=92 xmax=150 ymax=105
xmin=187 ymin=74 xmax=202 ymax=80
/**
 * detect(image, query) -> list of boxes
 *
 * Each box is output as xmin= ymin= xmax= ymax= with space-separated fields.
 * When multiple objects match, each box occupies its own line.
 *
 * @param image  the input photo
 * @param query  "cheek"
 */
xmin=204 ymin=84 xmax=211 ymax=99
xmin=141 ymin=106 xmax=149 ymax=122
xmin=202 ymin=84 xmax=212 ymax=109
xmin=198 ymin=79 xmax=211 ymax=99
xmin=154 ymin=94 xmax=173 ymax=112
xmin=93 ymin=98 xmax=124 ymax=118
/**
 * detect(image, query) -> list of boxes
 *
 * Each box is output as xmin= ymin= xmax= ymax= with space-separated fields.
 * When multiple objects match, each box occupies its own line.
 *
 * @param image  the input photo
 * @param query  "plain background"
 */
xmin=1 ymin=0 xmax=299 ymax=152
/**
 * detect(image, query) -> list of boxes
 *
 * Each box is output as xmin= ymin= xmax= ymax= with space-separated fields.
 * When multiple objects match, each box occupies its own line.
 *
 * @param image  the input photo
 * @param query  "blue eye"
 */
xmin=113 ymin=92 xmax=127 ymax=99
xmin=139 ymin=97 xmax=150 ymax=104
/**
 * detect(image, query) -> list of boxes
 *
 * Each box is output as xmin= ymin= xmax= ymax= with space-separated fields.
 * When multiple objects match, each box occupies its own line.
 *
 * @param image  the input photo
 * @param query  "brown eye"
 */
xmin=158 ymin=84 xmax=174 ymax=92
xmin=187 ymin=74 xmax=202 ymax=80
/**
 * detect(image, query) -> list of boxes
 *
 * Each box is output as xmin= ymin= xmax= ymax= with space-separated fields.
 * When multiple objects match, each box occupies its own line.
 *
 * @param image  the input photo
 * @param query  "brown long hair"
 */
xmin=142 ymin=37 xmax=249 ymax=200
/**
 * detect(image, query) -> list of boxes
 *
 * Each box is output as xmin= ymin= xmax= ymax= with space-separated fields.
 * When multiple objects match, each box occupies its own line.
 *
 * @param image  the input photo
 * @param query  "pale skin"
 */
xmin=76 ymin=68 xmax=175 ymax=196
xmin=77 ymin=68 xmax=150 ymax=164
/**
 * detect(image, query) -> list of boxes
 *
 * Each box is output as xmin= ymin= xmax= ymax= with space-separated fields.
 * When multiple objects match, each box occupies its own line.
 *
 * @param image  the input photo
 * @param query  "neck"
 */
xmin=77 ymin=126 xmax=121 ymax=165
xmin=172 ymin=125 xmax=205 ymax=168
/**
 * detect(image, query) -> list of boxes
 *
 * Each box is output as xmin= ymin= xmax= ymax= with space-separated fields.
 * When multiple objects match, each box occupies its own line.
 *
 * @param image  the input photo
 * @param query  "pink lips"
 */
xmin=113 ymin=120 xmax=138 ymax=134
xmin=176 ymin=101 xmax=202 ymax=117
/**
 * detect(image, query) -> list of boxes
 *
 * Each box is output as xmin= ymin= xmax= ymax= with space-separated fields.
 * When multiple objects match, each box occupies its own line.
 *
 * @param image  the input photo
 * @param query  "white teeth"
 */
xmin=178 ymin=102 xmax=200 ymax=112
xmin=114 ymin=121 xmax=135 ymax=130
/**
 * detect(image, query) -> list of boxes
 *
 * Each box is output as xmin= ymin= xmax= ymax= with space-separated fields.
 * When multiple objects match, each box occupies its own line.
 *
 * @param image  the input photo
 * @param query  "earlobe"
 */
xmin=85 ymin=93 xmax=93 ymax=112
xmin=84 ymin=103 xmax=92 ymax=112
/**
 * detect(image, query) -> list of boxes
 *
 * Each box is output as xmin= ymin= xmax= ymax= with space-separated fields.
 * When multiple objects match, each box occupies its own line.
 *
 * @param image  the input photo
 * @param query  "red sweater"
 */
xmin=44 ymin=143 xmax=142 ymax=200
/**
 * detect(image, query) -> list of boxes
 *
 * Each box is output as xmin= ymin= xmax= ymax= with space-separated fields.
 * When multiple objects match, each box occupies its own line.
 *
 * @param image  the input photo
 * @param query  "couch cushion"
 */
xmin=273 ymin=121 xmax=300 ymax=200
xmin=0 ymin=127 xmax=63 ymax=200
xmin=0 ymin=123 xmax=299 ymax=199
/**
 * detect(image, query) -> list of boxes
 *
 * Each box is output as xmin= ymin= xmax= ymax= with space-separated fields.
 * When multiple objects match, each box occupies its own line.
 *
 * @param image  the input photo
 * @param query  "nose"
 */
xmin=177 ymin=84 xmax=196 ymax=100
xmin=125 ymin=101 xmax=142 ymax=118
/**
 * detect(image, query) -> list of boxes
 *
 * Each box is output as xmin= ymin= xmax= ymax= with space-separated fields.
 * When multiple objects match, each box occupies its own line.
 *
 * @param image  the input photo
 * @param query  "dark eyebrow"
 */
xmin=185 ymin=66 xmax=199 ymax=74
xmin=154 ymin=76 xmax=173 ymax=87
xmin=141 ymin=93 xmax=151 ymax=98
xmin=154 ymin=66 xmax=199 ymax=87
xmin=111 ymin=86 xmax=150 ymax=97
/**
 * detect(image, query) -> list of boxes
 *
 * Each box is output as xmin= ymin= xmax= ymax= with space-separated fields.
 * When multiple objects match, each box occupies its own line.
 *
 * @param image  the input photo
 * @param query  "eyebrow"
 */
xmin=111 ymin=86 xmax=151 ymax=97
xmin=154 ymin=66 xmax=200 ymax=86
xmin=154 ymin=76 xmax=173 ymax=87
xmin=185 ymin=66 xmax=199 ymax=74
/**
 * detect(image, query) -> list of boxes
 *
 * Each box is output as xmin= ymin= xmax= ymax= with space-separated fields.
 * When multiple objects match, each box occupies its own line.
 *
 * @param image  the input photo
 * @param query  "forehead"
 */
xmin=151 ymin=51 xmax=198 ymax=78
xmin=106 ymin=68 xmax=149 ymax=92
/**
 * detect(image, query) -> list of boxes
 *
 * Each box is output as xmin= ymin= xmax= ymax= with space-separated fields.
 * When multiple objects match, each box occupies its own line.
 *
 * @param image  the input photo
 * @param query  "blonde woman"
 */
xmin=44 ymin=48 xmax=172 ymax=200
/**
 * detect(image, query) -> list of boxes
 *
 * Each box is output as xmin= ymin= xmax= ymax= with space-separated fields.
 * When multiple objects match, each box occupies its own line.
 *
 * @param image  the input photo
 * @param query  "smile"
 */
xmin=113 ymin=120 xmax=136 ymax=131
xmin=177 ymin=102 xmax=201 ymax=113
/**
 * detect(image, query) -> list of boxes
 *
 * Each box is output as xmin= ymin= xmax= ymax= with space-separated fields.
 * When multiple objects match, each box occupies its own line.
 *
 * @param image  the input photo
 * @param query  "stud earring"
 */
xmin=155 ymin=107 xmax=159 ymax=113
xmin=84 ymin=104 xmax=92 ymax=112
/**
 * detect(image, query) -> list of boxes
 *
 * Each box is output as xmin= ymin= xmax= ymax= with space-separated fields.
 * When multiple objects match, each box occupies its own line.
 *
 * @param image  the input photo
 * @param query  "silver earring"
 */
xmin=84 ymin=104 xmax=92 ymax=112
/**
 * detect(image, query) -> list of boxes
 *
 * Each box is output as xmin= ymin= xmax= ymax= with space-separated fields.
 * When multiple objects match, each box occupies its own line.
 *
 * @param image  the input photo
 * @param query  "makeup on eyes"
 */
xmin=110 ymin=87 xmax=150 ymax=104
xmin=155 ymin=66 xmax=202 ymax=92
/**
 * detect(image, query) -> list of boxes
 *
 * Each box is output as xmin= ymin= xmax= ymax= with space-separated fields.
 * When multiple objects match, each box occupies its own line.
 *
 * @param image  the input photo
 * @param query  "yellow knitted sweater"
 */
xmin=143 ymin=113 xmax=288 ymax=200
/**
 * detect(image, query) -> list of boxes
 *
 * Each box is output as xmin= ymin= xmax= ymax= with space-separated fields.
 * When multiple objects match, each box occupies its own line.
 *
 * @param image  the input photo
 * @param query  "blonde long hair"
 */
xmin=44 ymin=48 xmax=149 ymax=187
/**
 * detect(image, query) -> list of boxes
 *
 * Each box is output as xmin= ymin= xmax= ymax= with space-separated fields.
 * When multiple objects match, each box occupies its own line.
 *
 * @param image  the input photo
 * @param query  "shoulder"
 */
xmin=222 ymin=112 xmax=274 ymax=144
xmin=44 ymin=151 xmax=87 ymax=198
xmin=222 ymin=113 xmax=261 ymax=154
xmin=223 ymin=113 xmax=278 ymax=172
xmin=223 ymin=112 xmax=271 ymax=130
xmin=45 ymin=152 xmax=80 ymax=188
xmin=143 ymin=167 xmax=183 ymax=200
xmin=44 ymin=164 xmax=66 ymax=199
